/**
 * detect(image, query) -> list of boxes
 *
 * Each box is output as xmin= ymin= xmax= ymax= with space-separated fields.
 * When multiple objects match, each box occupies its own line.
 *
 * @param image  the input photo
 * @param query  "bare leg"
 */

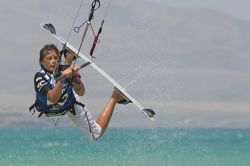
xmin=65 ymin=50 xmax=125 ymax=136
xmin=96 ymin=90 xmax=124 ymax=135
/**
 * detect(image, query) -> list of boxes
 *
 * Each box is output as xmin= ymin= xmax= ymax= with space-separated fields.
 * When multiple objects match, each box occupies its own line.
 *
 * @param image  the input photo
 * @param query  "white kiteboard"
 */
xmin=40 ymin=23 xmax=155 ymax=121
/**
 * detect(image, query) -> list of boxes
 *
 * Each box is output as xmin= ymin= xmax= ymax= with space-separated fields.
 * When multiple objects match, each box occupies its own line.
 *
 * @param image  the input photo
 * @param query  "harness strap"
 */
xmin=29 ymin=101 xmax=37 ymax=115
xmin=29 ymin=98 xmax=86 ymax=118
xmin=74 ymin=100 xmax=85 ymax=107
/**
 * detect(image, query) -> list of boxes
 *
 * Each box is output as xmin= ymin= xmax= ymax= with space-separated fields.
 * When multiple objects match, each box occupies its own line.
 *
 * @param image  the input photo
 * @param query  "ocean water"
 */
xmin=0 ymin=128 xmax=250 ymax=166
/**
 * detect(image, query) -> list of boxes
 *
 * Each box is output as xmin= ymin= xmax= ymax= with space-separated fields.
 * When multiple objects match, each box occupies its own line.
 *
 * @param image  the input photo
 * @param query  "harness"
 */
xmin=29 ymin=99 xmax=85 ymax=118
xmin=29 ymin=69 xmax=85 ymax=118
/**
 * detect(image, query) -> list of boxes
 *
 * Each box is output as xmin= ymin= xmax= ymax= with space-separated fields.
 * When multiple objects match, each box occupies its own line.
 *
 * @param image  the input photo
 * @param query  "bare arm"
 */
xmin=47 ymin=67 xmax=74 ymax=103
xmin=72 ymin=74 xmax=85 ymax=96
xmin=64 ymin=49 xmax=76 ymax=66
xmin=64 ymin=50 xmax=85 ymax=96
xmin=47 ymin=81 xmax=64 ymax=103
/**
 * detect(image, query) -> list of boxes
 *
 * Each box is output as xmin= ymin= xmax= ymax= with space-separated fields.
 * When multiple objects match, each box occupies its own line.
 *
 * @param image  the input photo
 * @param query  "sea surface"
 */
xmin=0 ymin=128 xmax=250 ymax=166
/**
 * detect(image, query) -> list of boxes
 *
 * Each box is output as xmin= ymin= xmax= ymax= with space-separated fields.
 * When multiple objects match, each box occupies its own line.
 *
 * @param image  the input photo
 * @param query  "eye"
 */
xmin=53 ymin=56 xmax=58 ymax=61
xmin=47 ymin=57 xmax=52 ymax=61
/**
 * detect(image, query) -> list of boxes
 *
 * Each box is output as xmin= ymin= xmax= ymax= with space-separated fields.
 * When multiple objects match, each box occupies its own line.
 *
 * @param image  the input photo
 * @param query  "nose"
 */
xmin=52 ymin=57 xmax=57 ymax=64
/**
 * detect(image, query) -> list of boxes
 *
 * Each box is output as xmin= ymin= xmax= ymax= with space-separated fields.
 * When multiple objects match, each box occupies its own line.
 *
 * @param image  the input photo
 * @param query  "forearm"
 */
xmin=47 ymin=81 xmax=64 ymax=103
xmin=64 ymin=50 xmax=76 ymax=66
xmin=73 ymin=79 xmax=85 ymax=96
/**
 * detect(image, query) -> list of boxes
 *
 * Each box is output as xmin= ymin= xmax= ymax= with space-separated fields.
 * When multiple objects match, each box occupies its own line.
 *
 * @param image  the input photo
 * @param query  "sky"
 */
xmin=1 ymin=0 xmax=250 ymax=128
xmin=155 ymin=0 xmax=250 ymax=21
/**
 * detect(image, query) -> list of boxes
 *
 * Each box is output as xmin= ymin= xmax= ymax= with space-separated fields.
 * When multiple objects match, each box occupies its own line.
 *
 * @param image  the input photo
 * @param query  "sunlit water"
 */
xmin=0 ymin=128 xmax=249 ymax=166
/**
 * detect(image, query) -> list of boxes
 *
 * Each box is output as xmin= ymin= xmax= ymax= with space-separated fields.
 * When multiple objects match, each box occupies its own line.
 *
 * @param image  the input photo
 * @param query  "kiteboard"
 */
xmin=40 ymin=23 xmax=155 ymax=121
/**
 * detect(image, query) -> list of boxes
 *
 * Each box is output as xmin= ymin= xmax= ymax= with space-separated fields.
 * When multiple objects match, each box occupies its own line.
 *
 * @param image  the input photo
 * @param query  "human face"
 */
xmin=41 ymin=50 xmax=58 ymax=73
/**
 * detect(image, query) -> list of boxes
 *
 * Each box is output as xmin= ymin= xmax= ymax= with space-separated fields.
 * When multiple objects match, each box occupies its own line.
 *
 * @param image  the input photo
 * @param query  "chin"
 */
xmin=46 ymin=68 xmax=54 ymax=73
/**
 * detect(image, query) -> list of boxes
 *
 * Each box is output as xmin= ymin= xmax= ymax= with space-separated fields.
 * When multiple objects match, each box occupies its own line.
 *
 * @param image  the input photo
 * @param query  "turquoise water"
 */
xmin=0 ymin=128 xmax=250 ymax=166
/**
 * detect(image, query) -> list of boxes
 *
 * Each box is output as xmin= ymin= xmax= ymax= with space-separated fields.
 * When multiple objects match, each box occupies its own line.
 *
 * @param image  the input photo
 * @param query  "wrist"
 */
xmin=57 ymin=77 xmax=65 ymax=84
xmin=74 ymin=73 xmax=81 ymax=80
xmin=60 ymin=64 xmax=70 ymax=71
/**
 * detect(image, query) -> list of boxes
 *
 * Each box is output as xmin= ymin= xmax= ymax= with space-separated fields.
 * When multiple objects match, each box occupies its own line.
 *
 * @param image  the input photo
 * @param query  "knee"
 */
xmin=89 ymin=123 xmax=102 ymax=140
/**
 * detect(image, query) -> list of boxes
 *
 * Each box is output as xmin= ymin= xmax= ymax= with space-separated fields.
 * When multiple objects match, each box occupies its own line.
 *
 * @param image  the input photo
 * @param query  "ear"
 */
xmin=40 ymin=59 xmax=45 ymax=67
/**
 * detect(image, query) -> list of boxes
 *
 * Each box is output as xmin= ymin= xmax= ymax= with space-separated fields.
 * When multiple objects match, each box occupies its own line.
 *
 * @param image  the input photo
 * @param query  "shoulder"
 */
xmin=34 ymin=72 xmax=45 ymax=83
xmin=34 ymin=72 xmax=52 ymax=93
xmin=34 ymin=71 xmax=52 ymax=82
xmin=34 ymin=72 xmax=44 ymax=79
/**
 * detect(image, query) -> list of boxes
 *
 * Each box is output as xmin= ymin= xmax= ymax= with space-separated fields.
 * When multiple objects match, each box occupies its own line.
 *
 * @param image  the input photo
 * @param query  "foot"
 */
xmin=112 ymin=87 xmax=132 ymax=105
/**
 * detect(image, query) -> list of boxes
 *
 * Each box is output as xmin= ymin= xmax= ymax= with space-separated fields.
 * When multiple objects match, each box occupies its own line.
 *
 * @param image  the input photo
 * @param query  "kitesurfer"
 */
xmin=31 ymin=44 xmax=130 ymax=140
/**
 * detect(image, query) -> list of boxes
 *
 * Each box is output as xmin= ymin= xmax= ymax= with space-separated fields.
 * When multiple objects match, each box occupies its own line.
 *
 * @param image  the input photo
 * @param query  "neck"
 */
xmin=41 ymin=65 xmax=53 ymax=75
